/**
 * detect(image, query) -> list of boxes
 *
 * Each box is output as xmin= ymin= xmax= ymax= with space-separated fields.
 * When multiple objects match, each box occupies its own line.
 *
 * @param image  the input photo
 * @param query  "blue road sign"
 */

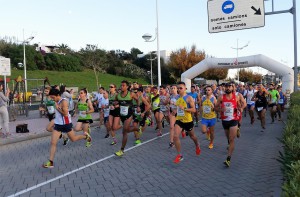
xmin=222 ymin=1 xmax=235 ymax=14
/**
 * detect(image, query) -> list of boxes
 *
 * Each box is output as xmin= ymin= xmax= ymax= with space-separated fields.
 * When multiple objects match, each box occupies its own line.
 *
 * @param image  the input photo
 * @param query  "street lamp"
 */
xmin=231 ymin=39 xmax=250 ymax=82
xmin=22 ymin=32 xmax=34 ymax=94
xmin=147 ymin=52 xmax=157 ymax=86
xmin=142 ymin=0 xmax=161 ymax=86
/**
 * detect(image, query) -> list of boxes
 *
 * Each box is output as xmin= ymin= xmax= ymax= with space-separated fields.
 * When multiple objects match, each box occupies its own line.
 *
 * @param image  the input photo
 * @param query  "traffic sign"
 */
xmin=0 ymin=56 xmax=11 ymax=76
xmin=207 ymin=0 xmax=265 ymax=33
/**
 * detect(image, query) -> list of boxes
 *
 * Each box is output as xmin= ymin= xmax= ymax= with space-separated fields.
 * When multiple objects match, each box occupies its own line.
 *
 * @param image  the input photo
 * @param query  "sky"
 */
xmin=0 ymin=0 xmax=298 ymax=78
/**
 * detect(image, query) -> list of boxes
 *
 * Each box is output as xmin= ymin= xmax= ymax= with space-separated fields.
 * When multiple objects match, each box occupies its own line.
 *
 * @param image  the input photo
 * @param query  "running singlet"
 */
xmin=100 ymin=98 xmax=110 ymax=118
xmin=117 ymin=92 xmax=133 ymax=116
xmin=151 ymin=94 xmax=160 ymax=111
xmin=159 ymin=93 xmax=168 ymax=112
xmin=109 ymin=93 xmax=118 ymax=110
xmin=77 ymin=99 xmax=93 ymax=120
xmin=278 ymin=92 xmax=285 ymax=104
xmin=245 ymin=89 xmax=256 ymax=105
xmin=255 ymin=91 xmax=268 ymax=109
xmin=268 ymin=90 xmax=279 ymax=104
xmin=170 ymin=94 xmax=179 ymax=111
xmin=133 ymin=95 xmax=144 ymax=116
xmin=188 ymin=92 xmax=199 ymax=108
xmin=45 ymin=98 xmax=55 ymax=114
xmin=221 ymin=93 xmax=238 ymax=121
xmin=201 ymin=96 xmax=216 ymax=119
xmin=176 ymin=95 xmax=193 ymax=123
xmin=54 ymin=98 xmax=72 ymax=125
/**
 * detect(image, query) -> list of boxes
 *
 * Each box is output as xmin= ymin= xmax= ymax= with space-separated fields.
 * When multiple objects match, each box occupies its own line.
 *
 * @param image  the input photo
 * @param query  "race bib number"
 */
xmin=104 ymin=108 xmax=110 ymax=117
xmin=79 ymin=111 xmax=86 ymax=118
xmin=160 ymin=105 xmax=167 ymax=111
xmin=47 ymin=106 xmax=55 ymax=114
xmin=278 ymin=99 xmax=284 ymax=104
xmin=272 ymin=98 xmax=277 ymax=103
xmin=153 ymin=102 xmax=159 ymax=108
xmin=177 ymin=108 xmax=185 ymax=117
xmin=257 ymin=107 xmax=263 ymax=112
xmin=134 ymin=108 xmax=141 ymax=116
xmin=203 ymin=106 xmax=211 ymax=114
xmin=224 ymin=107 xmax=234 ymax=117
xmin=120 ymin=106 xmax=129 ymax=116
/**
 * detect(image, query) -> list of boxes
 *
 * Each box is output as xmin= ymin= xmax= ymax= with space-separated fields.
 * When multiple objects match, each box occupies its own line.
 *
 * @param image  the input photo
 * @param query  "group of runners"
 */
xmin=42 ymin=80 xmax=286 ymax=168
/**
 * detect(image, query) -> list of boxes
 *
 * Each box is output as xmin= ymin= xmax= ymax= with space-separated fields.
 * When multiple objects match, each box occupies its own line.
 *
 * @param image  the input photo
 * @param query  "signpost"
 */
xmin=0 ymin=56 xmax=11 ymax=93
xmin=208 ymin=0 xmax=265 ymax=33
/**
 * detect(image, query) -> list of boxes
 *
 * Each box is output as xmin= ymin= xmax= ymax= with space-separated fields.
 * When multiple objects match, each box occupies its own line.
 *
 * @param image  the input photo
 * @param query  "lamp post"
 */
xmin=142 ymin=0 xmax=161 ymax=86
xmin=231 ymin=39 xmax=250 ymax=82
xmin=22 ymin=30 xmax=34 ymax=94
xmin=147 ymin=52 xmax=157 ymax=86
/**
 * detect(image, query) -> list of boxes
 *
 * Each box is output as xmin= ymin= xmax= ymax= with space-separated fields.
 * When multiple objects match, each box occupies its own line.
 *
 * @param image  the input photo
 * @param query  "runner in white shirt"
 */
xmin=244 ymin=83 xmax=257 ymax=124
xmin=100 ymin=90 xmax=110 ymax=139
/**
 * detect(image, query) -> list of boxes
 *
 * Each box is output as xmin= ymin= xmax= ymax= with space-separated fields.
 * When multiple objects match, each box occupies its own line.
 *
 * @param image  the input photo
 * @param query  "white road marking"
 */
xmin=8 ymin=133 xmax=169 ymax=197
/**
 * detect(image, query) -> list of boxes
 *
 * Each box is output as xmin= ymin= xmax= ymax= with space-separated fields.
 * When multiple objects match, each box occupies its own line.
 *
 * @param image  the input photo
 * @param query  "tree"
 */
xmin=57 ymin=43 xmax=71 ymax=54
xmin=252 ymin=73 xmax=263 ymax=83
xmin=200 ymin=68 xmax=228 ymax=85
xmin=80 ymin=44 xmax=109 ymax=88
xmin=130 ymin=48 xmax=143 ymax=61
xmin=167 ymin=45 xmax=206 ymax=82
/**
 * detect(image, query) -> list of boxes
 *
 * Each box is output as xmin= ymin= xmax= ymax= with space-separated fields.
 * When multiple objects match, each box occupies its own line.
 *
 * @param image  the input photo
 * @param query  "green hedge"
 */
xmin=280 ymin=92 xmax=300 ymax=196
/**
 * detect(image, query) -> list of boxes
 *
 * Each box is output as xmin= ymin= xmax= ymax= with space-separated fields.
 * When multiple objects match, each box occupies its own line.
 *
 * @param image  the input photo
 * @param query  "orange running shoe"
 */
xmin=196 ymin=145 xmax=201 ymax=155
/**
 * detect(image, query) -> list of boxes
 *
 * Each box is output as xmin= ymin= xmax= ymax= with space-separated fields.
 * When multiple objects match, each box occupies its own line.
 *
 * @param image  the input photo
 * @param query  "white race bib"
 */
xmin=203 ymin=106 xmax=211 ymax=114
xmin=79 ymin=111 xmax=87 ymax=118
xmin=120 ymin=106 xmax=129 ymax=116
xmin=177 ymin=108 xmax=185 ymax=117
xmin=257 ymin=107 xmax=263 ymax=112
xmin=104 ymin=108 xmax=110 ymax=117
xmin=160 ymin=105 xmax=167 ymax=111
xmin=224 ymin=107 xmax=234 ymax=117
xmin=47 ymin=106 xmax=55 ymax=114
xmin=153 ymin=102 xmax=159 ymax=108
xmin=278 ymin=99 xmax=284 ymax=104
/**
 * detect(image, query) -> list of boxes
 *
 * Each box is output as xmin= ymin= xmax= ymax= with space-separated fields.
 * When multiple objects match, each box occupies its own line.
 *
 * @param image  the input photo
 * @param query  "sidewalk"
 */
xmin=0 ymin=111 xmax=100 ymax=146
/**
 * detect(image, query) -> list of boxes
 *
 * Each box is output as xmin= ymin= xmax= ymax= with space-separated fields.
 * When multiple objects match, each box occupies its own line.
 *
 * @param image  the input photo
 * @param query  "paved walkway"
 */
xmin=0 ymin=111 xmax=285 ymax=197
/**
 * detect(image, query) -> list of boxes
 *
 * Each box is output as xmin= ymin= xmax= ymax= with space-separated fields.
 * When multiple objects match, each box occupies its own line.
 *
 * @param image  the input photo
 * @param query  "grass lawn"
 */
xmin=6 ymin=69 xmax=149 ymax=92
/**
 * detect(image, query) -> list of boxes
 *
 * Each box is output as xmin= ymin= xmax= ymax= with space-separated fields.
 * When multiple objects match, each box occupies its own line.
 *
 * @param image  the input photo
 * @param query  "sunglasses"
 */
xmin=109 ymin=86 xmax=115 ymax=88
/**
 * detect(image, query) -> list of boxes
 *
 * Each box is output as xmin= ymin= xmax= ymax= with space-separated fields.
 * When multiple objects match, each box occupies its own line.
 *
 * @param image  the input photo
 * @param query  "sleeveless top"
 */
xmin=117 ymin=91 xmax=133 ymax=116
xmin=278 ymin=91 xmax=284 ymax=104
xmin=246 ymin=89 xmax=256 ymax=105
xmin=201 ymin=95 xmax=216 ymax=119
xmin=54 ymin=98 xmax=72 ymax=125
xmin=176 ymin=95 xmax=193 ymax=123
xmin=151 ymin=94 xmax=160 ymax=111
xmin=255 ymin=91 xmax=267 ymax=108
xmin=188 ymin=92 xmax=199 ymax=108
xmin=221 ymin=93 xmax=238 ymax=121
xmin=159 ymin=93 xmax=168 ymax=112
xmin=77 ymin=99 xmax=92 ymax=120
xmin=170 ymin=94 xmax=180 ymax=111
xmin=45 ymin=98 xmax=55 ymax=114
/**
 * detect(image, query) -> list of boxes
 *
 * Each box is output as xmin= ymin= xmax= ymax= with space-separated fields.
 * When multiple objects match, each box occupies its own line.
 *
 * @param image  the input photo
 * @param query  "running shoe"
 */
xmin=63 ymin=138 xmax=69 ymax=146
xmin=157 ymin=131 xmax=162 ymax=137
xmin=237 ymin=128 xmax=241 ymax=138
xmin=135 ymin=139 xmax=142 ymax=145
xmin=42 ymin=160 xmax=54 ymax=168
xmin=181 ymin=131 xmax=186 ymax=138
xmin=169 ymin=142 xmax=174 ymax=148
xmin=110 ymin=141 xmax=117 ymax=145
xmin=173 ymin=154 xmax=184 ymax=164
xmin=196 ymin=145 xmax=201 ymax=155
xmin=115 ymin=150 xmax=124 ymax=157
xmin=224 ymin=159 xmax=231 ymax=167
xmin=85 ymin=132 xmax=92 ymax=147
xmin=208 ymin=143 xmax=214 ymax=149
xmin=104 ymin=133 xmax=109 ymax=138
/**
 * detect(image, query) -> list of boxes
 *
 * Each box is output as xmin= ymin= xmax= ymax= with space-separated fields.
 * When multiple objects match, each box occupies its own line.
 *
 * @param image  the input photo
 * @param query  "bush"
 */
xmin=280 ymin=91 xmax=300 ymax=194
